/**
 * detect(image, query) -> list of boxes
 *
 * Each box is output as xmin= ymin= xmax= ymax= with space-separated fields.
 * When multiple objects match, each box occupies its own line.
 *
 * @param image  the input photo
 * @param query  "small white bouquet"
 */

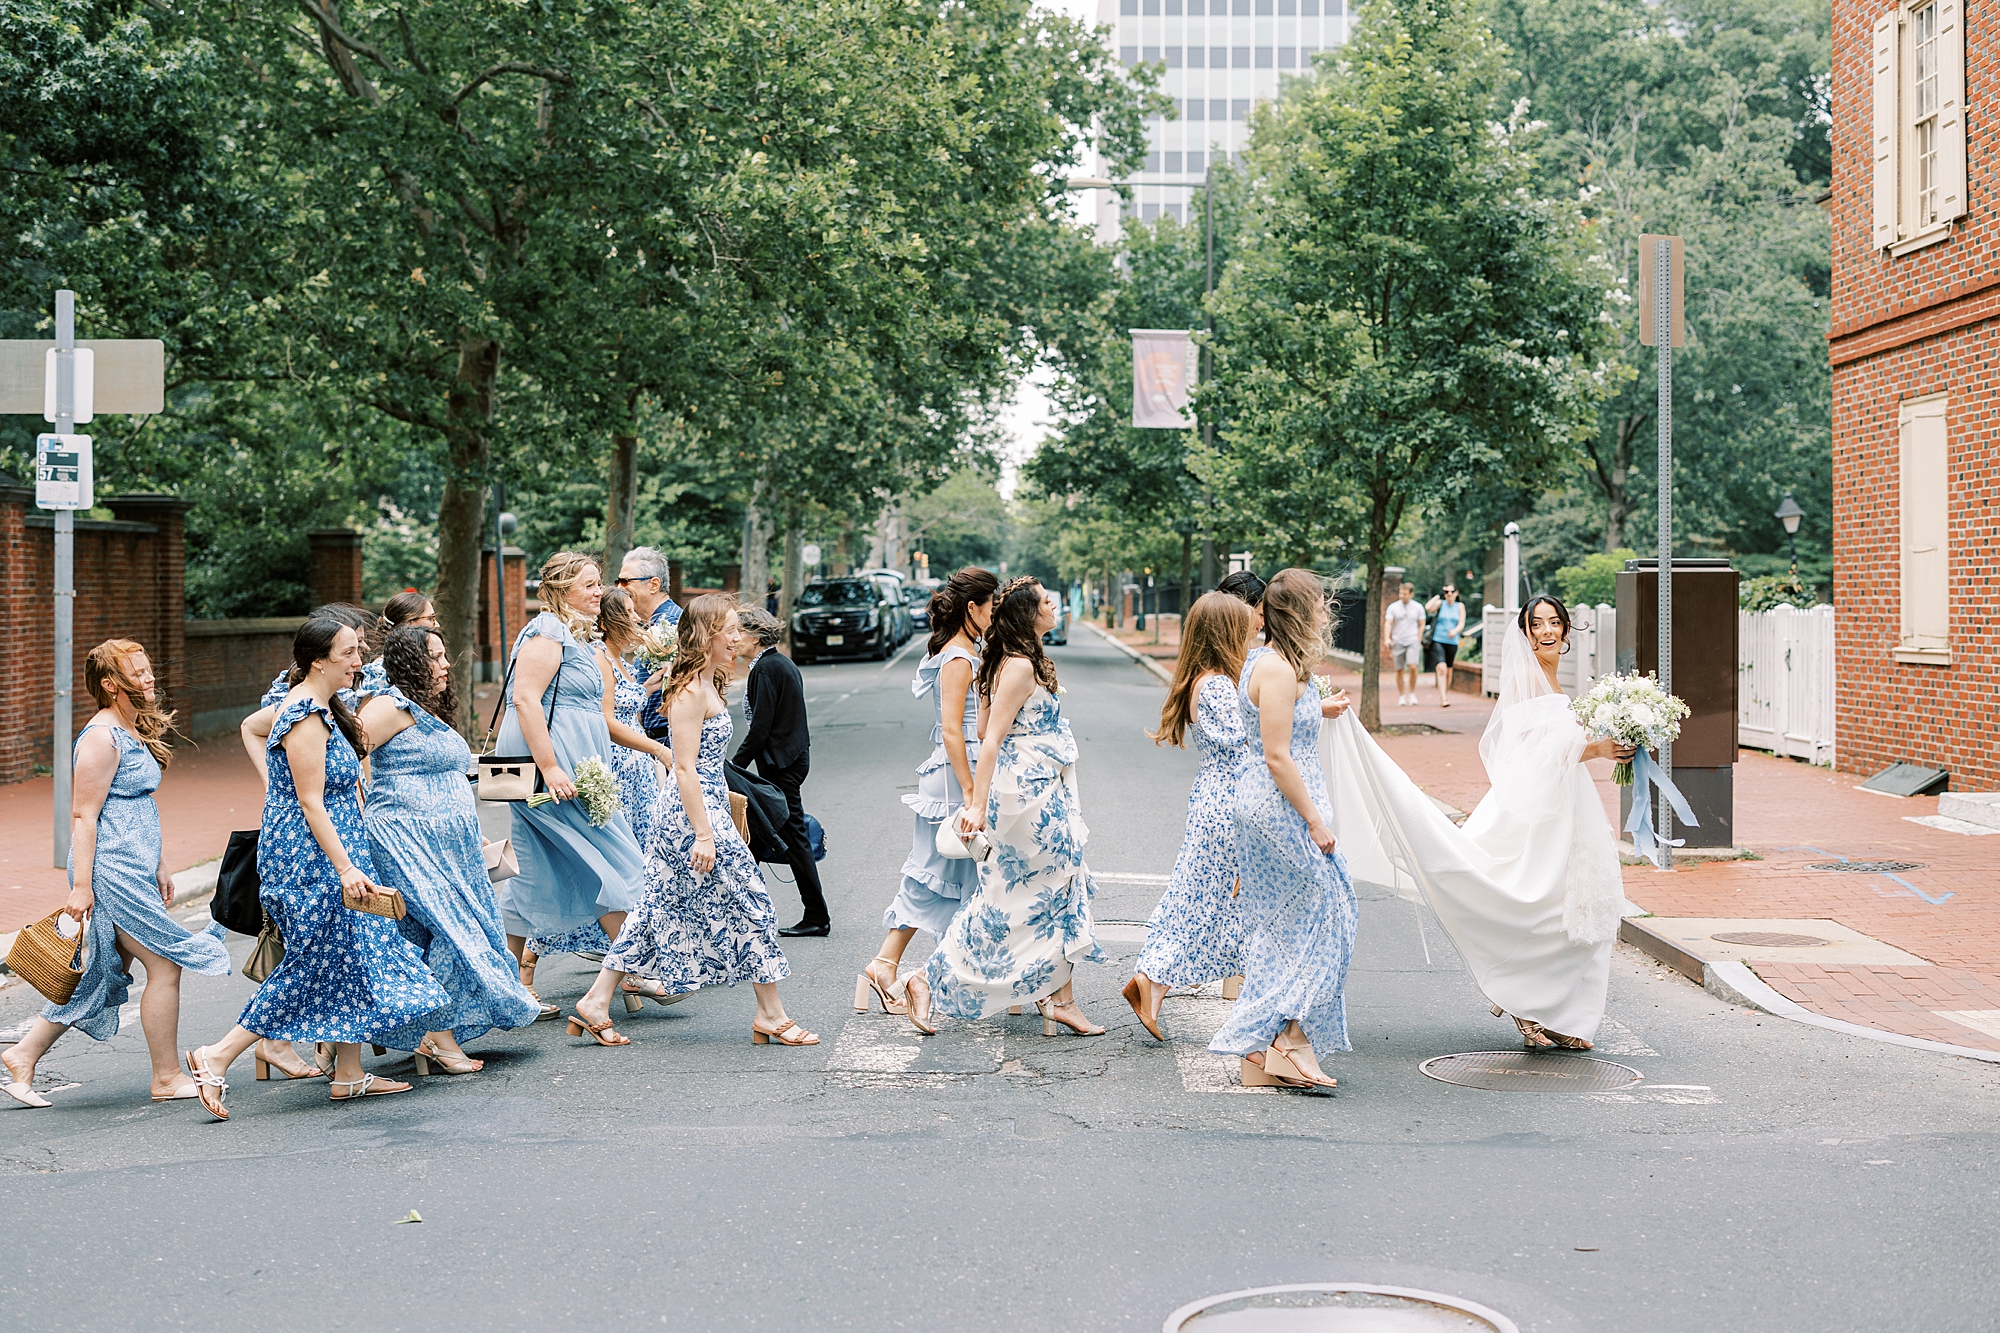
xmin=1571 ymin=672 xmax=1689 ymax=786
xmin=529 ymin=756 xmax=623 ymax=826
xmin=633 ymin=621 xmax=678 ymax=672
xmin=1312 ymin=674 xmax=1335 ymax=700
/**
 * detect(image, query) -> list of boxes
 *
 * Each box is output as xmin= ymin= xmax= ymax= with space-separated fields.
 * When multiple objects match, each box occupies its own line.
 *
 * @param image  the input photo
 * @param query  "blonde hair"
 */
xmin=85 ymin=639 xmax=177 ymax=766
xmin=537 ymin=551 xmax=601 ymax=642
xmin=660 ymin=593 xmax=738 ymax=706
xmin=1262 ymin=568 xmax=1332 ymax=683
xmin=1151 ymin=593 xmax=1254 ymax=748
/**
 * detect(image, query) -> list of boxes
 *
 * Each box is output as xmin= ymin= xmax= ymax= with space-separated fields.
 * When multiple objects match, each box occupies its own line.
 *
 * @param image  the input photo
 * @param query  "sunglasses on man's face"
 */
xmin=616 ymin=576 xmax=660 ymax=588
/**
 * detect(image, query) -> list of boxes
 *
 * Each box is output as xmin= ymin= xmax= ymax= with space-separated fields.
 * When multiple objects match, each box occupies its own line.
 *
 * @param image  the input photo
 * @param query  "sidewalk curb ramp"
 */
xmin=0 ymin=861 xmax=220 ymax=987
xmin=1082 ymin=620 xmax=1173 ymax=684
xmin=1620 ymin=914 xmax=2000 ymax=1065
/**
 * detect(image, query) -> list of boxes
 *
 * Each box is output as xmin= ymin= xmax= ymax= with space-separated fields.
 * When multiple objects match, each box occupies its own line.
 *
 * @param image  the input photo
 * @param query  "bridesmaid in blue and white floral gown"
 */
xmin=1207 ymin=570 xmax=1355 ymax=1094
xmin=183 ymin=619 xmax=448 ymax=1120
xmin=568 ymin=597 xmax=813 ymax=1047
xmin=360 ymin=626 xmax=541 ymax=1072
xmin=2 ymin=642 xmax=231 ymax=1109
xmin=924 ymin=579 xmax=1103 ymax=1036
xmin=1124 ymin=592 xmax=1259 ymax=1041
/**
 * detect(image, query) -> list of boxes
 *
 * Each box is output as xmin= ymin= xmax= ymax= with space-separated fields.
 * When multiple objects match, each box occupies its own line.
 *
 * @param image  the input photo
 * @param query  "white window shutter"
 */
xmin=1937 ymin=0 xmax=1967 ymax=219
xmin=1900 ymin=397 xmax=1950 ymax=650
xmin=1873 ymin=10 xmax=1899 ymax=248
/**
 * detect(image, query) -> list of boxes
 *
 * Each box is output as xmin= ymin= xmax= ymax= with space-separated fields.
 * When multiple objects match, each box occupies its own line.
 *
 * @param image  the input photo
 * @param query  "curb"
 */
xmin=1620 ymin=914 xmax=2000 ymax=1065
xmin=0 ymin=862 xmax=219 ymax=986
xmin=1082 ymin=620 xmax=1173 ymax=684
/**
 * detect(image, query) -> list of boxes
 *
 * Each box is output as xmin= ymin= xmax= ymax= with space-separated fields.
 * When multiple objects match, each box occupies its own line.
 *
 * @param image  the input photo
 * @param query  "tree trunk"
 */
xmin=435 ymin=334 xmax=499 ymax=734
xmin=1605 ymin=415 xmax=1640 ymax=552
xmin=779 ymin=526 xmax=803 ymax=655
xmin=1359 ymin=552 xmax=1385 ymax=732
xmin=1180 ymin=531 xmax=1193 ymax=629
xmin=604 ymin=431 xmax=638 ymax=585
xmin=741 ymin=482 xmax=773 ymax=604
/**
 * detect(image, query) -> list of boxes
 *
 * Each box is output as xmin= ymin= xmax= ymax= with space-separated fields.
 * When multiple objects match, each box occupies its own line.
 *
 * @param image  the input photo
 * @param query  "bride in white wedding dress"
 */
xmin=1322 ymin=595 xmax=1634 ymax=1048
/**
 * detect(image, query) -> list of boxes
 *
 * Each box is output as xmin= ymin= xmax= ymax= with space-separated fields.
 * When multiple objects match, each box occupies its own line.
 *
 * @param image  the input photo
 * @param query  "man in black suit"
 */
xmin=733 ymin=607 xmax=829 ymax=935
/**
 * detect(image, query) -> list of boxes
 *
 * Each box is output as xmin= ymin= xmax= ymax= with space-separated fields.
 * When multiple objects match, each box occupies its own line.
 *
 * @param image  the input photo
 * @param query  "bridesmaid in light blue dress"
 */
xmin=494 ymin=554 xmax=643 ymax=983
xmin=519 ymin=588 xmax=672 ymax=978
xmin=1124 ymin=592 xmax=1259 ymax=1041
xmin=360 ymin=626 xmax=541 ymax=1072
xmin=856 ymin=567 xmax=997 ymax=1031
xmin=1207 ymin=570 xmax=1355 ymax=1094
xmin=1 ymin=641 xmax=231 ymax=1109
xmin=924 ymin=579 xmax=1103 ymax=1036
xmin=183 ymin=618 xmax=449 ymax=1119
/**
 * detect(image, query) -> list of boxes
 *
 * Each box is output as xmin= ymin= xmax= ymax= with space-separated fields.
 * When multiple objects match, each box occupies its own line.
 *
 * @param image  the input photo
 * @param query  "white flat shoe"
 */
xmin=151 ymin=1083 xmax=201 ymax=1103
xmin=2 ymin=1080 xmax=52 ymax=1109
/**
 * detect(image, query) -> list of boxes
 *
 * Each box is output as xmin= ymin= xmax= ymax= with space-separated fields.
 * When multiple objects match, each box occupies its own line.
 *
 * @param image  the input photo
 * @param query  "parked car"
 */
xmin=1042 ymin=596 xmax=1070 ymax=647
xmin=905 ymin=580 xmax=942 ymax=636
xmin=852 ymin=568 xmax=917 ymax=646
xmin=791 ymin=577 xmax=902 ymax=663
xmin=868 ymin=573 xmax=914 ymax=646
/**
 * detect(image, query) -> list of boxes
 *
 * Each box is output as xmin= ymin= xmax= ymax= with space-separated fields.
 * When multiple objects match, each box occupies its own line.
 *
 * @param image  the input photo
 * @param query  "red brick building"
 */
xmin=1831 ymin=0 xmax=2000 ymax=787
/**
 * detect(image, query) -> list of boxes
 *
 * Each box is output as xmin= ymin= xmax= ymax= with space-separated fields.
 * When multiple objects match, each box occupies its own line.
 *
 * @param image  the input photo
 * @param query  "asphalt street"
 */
xmin=2 ymin=628 xmax=1997 ymax=1331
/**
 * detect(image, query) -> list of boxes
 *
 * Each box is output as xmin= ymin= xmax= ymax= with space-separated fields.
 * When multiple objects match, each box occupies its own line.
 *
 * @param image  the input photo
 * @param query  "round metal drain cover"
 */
xmin=1711 ymin=930 xmax=1827 ymax=948
xmin=1166 ymin=1284 xmax=1517 ymax=1333
xmin=1807 ymin=860 xmax=1925 ymax=873
xmin=1419 ymin=1050 xmax=1641 ymax=1093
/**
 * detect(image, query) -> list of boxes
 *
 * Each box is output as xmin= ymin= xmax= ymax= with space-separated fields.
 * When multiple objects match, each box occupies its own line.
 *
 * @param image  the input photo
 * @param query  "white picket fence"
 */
xmin=1481 ymin=602 xmax=1618 ymax=697
xmin=1738 ymin=603 xmax=1836 ymax=765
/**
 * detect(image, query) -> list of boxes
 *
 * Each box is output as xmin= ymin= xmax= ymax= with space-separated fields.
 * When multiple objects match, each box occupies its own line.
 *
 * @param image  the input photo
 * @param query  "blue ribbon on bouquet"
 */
xmin=1625 ymin=747 xmax=1697 ymax=868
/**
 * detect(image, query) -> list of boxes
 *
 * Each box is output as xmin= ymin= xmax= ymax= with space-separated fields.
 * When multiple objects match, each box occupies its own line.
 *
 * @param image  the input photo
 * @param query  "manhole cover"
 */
xmin=1807 ymin=861 xmax=1925 ymax=873
xmin=1419 ymin=1051 xmax=1641 ymax=1093
xmin=1710 ymin=931 xmax=1828 ymax=948
xmin=1166 ymin=1284 xmax=1517 ymax=1333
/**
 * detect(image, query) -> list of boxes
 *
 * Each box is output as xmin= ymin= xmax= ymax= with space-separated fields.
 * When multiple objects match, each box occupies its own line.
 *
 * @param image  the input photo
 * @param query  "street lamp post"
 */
xmin=1774 ymin=492 xmax=1803 ymax=581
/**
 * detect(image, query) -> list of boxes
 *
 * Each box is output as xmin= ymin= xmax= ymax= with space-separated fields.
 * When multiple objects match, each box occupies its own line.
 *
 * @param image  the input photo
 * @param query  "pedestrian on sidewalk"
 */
xmin=733 ymin=605 xmax=831 ymax=937
xmin=859 ymin=566 xmax=998 ymax=1035
xmin=617 ymin=546 xmax=683 ymax=746
xmin=1212 ymin=569 xmax=1351 ymax=1094
xmin=2 ymin=641 xmax=232 ymax=1109
xmin=1124 ymin=592 xmax=1259 ymax=1041
xmin=358 ymin=625 xmax=542 ymax=1074
xmin=182 ymin=618 xmax=449 ymax=1120
xmin=928 ymin=578 xmax=1105 ymax=1037
xmin=1426 ymin=585 xmax=1467 ymax=707
xmin=568 ymin=597 xmax=814 ymax=1048
xmin=1385 ymin=581 xmax=1426 ymax=707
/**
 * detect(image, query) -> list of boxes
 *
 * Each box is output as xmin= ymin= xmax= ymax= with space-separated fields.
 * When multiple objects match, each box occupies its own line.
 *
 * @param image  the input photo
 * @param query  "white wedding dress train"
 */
xmin=1319 ymin=623 xmax=1628 ymax=1041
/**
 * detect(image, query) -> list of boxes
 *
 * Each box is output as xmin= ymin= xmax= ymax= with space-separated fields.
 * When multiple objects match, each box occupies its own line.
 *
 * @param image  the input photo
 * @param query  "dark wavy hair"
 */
xmin=1518 ymin=593 xmax=1572 ymax=644
xmin=975 ymin=577 xmax=1058 ymax=702
xmin=927 ymin=566 xmax=1000 ymax=655
xmin=381 ymin=624 xmax=454 ymax=723
xmin=285 ymin=616 xmax=368 ymax=756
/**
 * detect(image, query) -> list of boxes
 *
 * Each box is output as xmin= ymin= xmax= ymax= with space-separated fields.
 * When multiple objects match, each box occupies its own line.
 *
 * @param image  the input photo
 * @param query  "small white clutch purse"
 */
xmin=935 ymin=807 xmax=993 ymax=862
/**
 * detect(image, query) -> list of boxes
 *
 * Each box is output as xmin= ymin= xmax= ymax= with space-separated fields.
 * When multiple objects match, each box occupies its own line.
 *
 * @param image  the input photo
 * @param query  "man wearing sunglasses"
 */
xmin=617 ymin=547 xmax=683 ymax=742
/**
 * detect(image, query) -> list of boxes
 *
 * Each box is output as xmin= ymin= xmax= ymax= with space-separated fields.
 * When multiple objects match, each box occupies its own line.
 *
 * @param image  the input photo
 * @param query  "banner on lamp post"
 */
xmin=1131 ymin=329 xmax=1196 ymax=428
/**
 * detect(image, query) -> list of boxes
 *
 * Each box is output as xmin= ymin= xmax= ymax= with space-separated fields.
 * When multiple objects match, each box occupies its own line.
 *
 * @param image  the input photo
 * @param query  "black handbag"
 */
xmin=725 ymin=762 xmax=792 ymax=863
xmin=210 ymin=829 xmax=264 ymax=936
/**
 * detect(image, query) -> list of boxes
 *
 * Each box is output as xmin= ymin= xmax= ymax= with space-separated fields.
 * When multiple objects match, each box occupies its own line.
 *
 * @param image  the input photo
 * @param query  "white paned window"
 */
xmin=1896 ymin=395 xmax=1951 ymax=663
xmin=1872 ymin=1 xmax=1966 ymax=253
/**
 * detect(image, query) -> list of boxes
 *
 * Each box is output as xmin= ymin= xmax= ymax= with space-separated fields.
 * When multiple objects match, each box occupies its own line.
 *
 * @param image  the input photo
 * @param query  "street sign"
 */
xmin=43 ymin=348 xmax=94 ymax=422
xmin=801 ymin=543 xmax=822 ymax=566
xmin=35 ymin=434 xmax=92 ymax=510
xmin=0 ymin=339 xmax=164 ymax=415
xmin=1637 ymin=234 xmax=1685 ymax=347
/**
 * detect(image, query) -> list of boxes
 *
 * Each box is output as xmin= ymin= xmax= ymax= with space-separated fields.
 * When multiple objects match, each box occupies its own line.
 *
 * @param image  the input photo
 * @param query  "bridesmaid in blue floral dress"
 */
xmin=569 ymin=596 xmax=813 ymax=1047
xmin=183 ymin=618 xmax=449 ymax=1119
xmin=1124 ymin=592 xmax=1259 ymax=1041
xmin=856 ymin=567 xmax=998 ymax=1031
xmin=494 ymin=553 xmax=644 ymax=991
xmin=924 ymin=579 xmax=1104 ymax=1036
xmin=359 ymin=626 xmax=542 ymax=1072
xmin=1 ymin=641 xmax=232 ymax=1109
xmin=519 ymin=588 xmax=674 ymax=990
xmin=1207 ymin=570 xmax=1355 ymax=1094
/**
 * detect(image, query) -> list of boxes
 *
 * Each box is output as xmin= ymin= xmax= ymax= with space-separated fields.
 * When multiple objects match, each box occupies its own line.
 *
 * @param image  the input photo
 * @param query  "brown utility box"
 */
xmin=1615 ymin=558 xmax=1739 ymax=848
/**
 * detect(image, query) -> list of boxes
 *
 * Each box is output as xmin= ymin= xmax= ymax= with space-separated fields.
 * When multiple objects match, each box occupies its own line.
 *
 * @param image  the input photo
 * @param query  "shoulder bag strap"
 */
xmin=483 ymin=634 xmax=565 ymax=752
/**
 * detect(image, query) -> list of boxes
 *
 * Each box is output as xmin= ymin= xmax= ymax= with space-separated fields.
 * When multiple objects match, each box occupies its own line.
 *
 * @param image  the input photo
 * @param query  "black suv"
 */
xmin=792 ymin=578 xmax=900 ymax=663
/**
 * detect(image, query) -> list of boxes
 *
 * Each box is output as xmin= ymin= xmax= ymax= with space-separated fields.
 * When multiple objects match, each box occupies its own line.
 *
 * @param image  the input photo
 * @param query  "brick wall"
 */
xmin=182 ymin=617 xmax=306 ymax=738
xmin=476 ymin=546 xmax=528 ymax=680
xmin=307 ymin=529 xmax=364 ymax=607
xmin=1830 ymin=0 xmax=2000 ymax=788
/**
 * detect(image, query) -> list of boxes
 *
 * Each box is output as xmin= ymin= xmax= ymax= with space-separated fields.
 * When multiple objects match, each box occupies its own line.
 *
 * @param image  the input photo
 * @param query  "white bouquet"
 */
xmin=1571 ymin=672 xmax=1689 ymax=786
xmin=633 ymin=621 xmax=678 ymax=672
xmin=1312 ymin=674 xmax=1335 ymax=700
xmin=529 ymin=756 xmax=624 ymax=826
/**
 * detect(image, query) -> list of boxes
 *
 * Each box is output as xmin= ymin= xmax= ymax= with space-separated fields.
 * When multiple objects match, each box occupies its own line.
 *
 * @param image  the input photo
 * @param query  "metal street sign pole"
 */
xmin=1199 ymin=162 xmax=1216 ymax=593
xmin=1654 ymin=237 xmax=1674 ymax=871
xmin=52 ymin=291 xmax=75 ymax=870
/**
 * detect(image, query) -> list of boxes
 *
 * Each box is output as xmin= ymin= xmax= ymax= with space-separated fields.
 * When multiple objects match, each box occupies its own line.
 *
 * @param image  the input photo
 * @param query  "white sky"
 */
xmin=996 ymin=0 xmax=1108 ymax=498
